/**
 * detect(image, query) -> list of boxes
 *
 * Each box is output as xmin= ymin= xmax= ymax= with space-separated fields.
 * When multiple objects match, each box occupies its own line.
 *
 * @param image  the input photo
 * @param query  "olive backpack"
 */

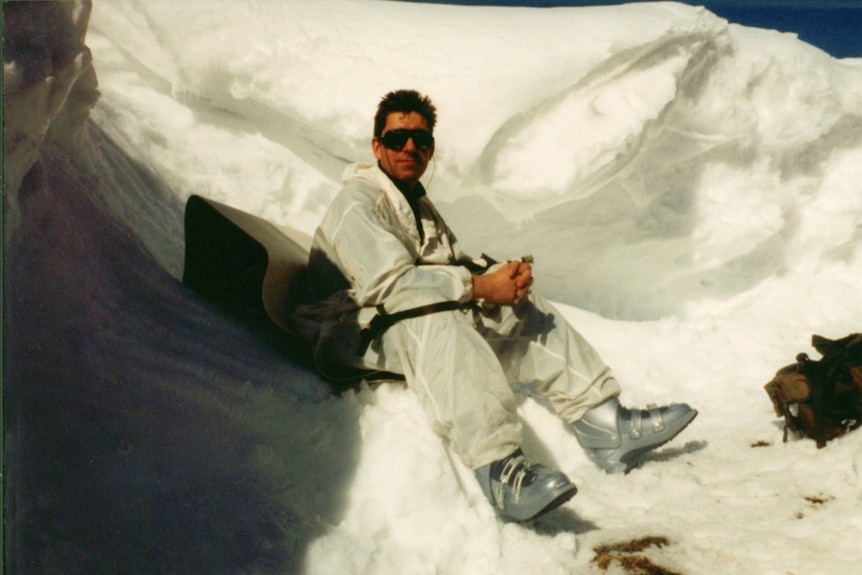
xmin=765 ymin=333 xmax=862 ymax=448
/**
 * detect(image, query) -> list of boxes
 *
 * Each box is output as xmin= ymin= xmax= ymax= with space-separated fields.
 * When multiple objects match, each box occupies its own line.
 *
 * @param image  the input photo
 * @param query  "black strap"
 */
xmin=803 ymin=334 xmax=862 ymax=447
xmin=353 ymin=253 xmax=500 ymax=355
xmin=355 ymin=301 xmax=471 ymax=355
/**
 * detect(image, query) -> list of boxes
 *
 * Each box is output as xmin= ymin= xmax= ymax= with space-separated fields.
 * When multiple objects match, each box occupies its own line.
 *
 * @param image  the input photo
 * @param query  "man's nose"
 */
xmin=402 ymin=136 xmax=418 ymax=151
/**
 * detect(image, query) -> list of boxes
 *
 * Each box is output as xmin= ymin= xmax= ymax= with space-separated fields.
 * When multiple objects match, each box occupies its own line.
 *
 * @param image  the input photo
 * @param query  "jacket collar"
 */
xmin=342 ymin=163 xmax=424 ymax=241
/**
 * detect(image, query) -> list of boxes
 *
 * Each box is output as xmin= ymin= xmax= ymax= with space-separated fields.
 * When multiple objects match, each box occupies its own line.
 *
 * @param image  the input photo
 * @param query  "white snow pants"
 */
xmin=357 ymin=294 xmax=621 ymax=469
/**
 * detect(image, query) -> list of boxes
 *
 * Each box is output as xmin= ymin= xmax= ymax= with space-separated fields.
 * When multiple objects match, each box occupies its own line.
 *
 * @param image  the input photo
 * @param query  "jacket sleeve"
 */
xmin=328 ymin=194 xmax=474 ymax=313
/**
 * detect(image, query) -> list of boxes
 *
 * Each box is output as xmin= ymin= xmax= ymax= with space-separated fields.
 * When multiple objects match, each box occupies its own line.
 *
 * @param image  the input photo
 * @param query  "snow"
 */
xmin=7 ymin=0 xmax=862 ymax=573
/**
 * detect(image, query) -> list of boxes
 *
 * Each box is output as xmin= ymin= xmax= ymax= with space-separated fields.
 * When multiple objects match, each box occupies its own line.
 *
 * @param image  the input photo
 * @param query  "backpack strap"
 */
xmin=800 ymin=333 xmax=862 ymax=448
xmin=355 ymin=301 xmax=474 ymax=356
xmin=354 ymin=253 xmax=506 ymax=355
xmin=796 ymin=352 xmax=830 ymax=448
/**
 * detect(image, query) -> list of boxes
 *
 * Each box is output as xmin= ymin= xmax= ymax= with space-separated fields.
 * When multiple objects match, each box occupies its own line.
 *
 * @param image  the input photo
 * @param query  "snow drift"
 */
xmin=4 ymin=1 xmax=862 ymax=574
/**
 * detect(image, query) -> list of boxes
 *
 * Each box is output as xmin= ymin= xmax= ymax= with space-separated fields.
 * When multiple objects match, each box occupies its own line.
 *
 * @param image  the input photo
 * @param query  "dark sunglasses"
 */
xmin=378 ymin=129 xmax=434 ymax=152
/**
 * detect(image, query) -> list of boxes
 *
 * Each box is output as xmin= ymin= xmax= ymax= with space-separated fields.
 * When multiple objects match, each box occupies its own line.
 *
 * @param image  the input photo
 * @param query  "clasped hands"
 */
xmin=471 ymin=259 xmax=534 ymax=306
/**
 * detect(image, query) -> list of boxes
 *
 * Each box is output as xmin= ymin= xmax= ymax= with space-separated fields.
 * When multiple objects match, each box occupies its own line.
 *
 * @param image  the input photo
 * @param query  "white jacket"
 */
xmin=293 ymin=163 xmax=484 ymax=365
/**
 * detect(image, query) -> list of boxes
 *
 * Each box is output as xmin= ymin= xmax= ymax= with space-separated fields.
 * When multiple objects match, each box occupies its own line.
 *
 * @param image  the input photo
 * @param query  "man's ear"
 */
xmin=371 ymin=137 xmax=384 ymax=162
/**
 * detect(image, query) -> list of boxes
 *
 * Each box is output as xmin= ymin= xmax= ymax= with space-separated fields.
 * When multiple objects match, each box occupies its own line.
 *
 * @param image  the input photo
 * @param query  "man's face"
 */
xmin=372 ymin=111 xmax=434 ymax=189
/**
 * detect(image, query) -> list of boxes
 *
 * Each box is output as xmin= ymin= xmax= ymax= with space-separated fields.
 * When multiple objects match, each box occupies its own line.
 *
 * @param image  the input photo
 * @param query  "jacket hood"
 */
xmin=340 ymin=162 xmax=379 ymax=184
xmin=341 ymin=163 xmax=420 ymax=241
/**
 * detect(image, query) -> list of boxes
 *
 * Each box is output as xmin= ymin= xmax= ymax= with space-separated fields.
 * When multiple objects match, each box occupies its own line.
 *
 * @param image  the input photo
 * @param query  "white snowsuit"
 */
xmin=293 ymin=163 xmax=621 ymax=469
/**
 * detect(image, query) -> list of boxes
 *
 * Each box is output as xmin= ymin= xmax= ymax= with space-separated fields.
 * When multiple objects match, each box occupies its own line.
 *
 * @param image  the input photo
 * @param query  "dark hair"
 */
xmin=374 ymin=90 xmax=437 ymax=137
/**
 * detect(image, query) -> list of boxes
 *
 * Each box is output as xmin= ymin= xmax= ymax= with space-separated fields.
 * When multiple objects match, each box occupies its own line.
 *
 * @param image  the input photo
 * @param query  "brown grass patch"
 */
xmin=592 ymin=536 xmax=682 ymax=575
xmin=803 ymin=494 xmax=832 ymax=505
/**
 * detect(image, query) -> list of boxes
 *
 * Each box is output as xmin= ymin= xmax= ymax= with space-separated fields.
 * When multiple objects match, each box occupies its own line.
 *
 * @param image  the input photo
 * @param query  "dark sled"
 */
xmin=181 ymin=194 xmax=402 ymax=386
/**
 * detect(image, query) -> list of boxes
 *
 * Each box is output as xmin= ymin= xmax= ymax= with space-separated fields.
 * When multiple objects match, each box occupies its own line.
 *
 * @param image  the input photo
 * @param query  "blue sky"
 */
xmin=408 ymin=1 xmax=862 ymax=58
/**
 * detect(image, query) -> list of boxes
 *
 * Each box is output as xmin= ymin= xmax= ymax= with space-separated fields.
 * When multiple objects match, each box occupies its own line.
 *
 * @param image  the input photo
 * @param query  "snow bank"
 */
xmin=89 ymin=0 xmax=862 ymax=320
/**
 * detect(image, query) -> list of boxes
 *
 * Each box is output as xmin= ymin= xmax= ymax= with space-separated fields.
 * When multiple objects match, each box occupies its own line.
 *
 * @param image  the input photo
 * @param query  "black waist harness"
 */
xmin=355 ymin=300 xmax=473 ymax=355
xmin=354 ymin=253 xmax=506 ymax=355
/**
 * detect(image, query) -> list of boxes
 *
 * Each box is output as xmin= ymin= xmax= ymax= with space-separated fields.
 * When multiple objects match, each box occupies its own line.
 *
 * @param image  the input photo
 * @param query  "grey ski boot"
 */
xmin=475 ymin=449 xmax=577 ymax=522
xmin=572 ymin=397 xmax=697 ymax=474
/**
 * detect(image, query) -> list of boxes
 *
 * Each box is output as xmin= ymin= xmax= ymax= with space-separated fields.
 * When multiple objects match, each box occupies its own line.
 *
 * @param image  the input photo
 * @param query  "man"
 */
xmin=293 ymin=90 xmax=697 ymax=522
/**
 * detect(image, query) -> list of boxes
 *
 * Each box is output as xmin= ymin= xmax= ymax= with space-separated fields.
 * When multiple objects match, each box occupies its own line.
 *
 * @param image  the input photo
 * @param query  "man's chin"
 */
xmin=394 ymin=167 xmax=425 ymax=184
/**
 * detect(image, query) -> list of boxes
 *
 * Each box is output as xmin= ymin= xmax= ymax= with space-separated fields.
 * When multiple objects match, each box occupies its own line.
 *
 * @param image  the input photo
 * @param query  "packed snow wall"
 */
xmin=4 ymin=3 xmax=348 ymax=573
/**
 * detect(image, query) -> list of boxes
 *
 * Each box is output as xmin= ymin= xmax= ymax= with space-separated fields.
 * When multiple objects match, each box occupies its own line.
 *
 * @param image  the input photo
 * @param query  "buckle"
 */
xmin=648 ymin=404 xmax=665 ymax=433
